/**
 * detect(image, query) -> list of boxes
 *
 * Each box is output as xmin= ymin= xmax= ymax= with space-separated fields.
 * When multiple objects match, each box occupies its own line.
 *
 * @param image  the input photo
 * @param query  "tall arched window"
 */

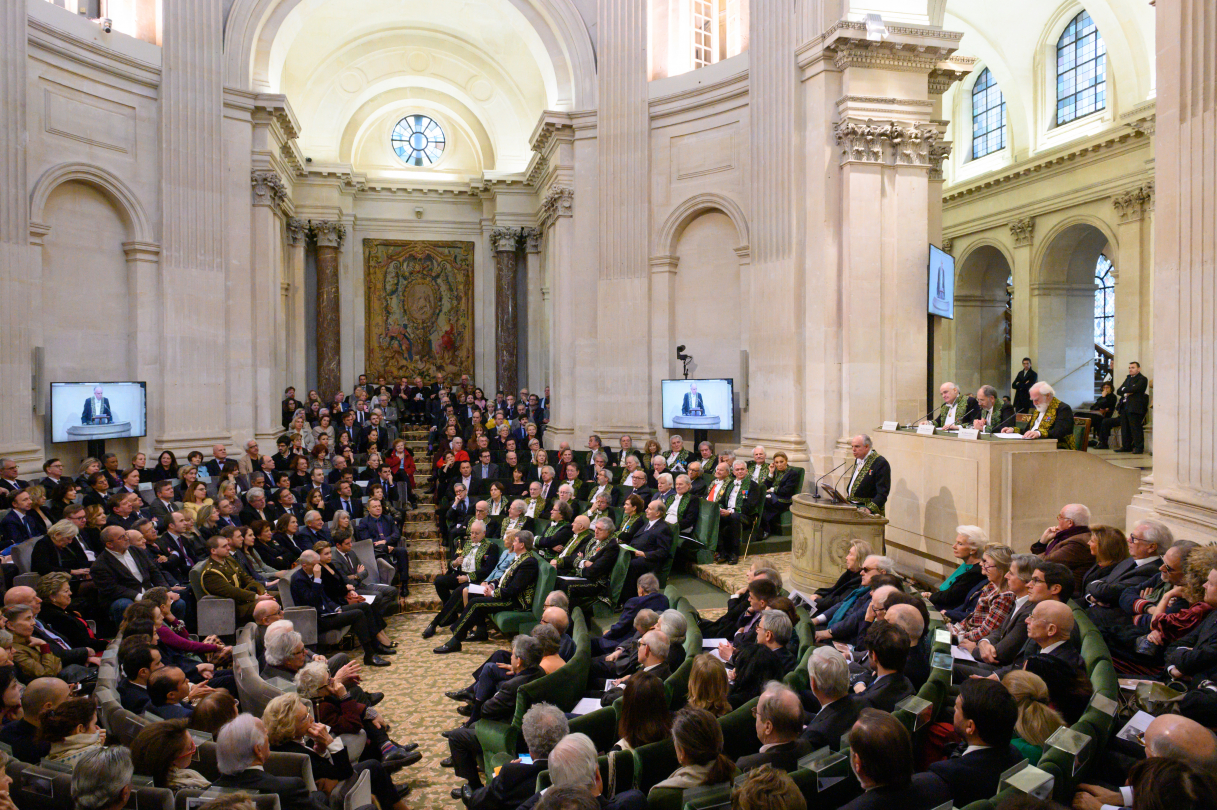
xmin=1056 ymin=10 xmax=1106 ymax=126
xmin=972 ymin=68 xmax=1006 ymax=159
xmin=1094 ymin=255 xmax=1114 ymax=350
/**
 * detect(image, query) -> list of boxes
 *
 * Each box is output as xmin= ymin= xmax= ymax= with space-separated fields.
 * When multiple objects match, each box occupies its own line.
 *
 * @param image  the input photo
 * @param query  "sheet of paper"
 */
xmin=571 ymin=697 xmax=604 ymax=715
xmin=466 ymin=584 xmax=486 ymax=595
xmin=991 ymin=432 xmax=1025 ymax=439
xmin=557 ymin=576 xmax=582 ymax=582
xmin=703 ymin=638 xmax=730 ymax=648
xmin=361 ymin=594 xmax=375 ymax=604
xmin=951 ymin=645 xmax=976 ymax=662
xmin=1117 ymin=711 xmax=1155 ymax=744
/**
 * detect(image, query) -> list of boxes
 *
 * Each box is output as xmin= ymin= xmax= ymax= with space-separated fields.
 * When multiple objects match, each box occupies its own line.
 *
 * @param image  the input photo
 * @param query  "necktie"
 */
xmin=36 ymin=621 xmax=70 ymax=649
xmin=343 ymin=500 xmax=350 ymax=513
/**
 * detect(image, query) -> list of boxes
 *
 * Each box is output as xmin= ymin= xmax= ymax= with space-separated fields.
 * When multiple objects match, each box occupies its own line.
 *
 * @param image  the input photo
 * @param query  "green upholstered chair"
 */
xmin=630 ymin=738 xmax=680 ymax=794
xmin=1073 ymin=417 xmax=1091 ymax=452
xmin=776 ymin=466 xmax=807 ymax=536
xmin=477 ymin=608 xmax=591 ymax=772
xmin=659 ymin=527 xmax=685 ymax=588
xmin=783 ymin=644 xmax=814 ymax=694
xmin=664 ymin=609 xmax=703 ymax=709
xmin=719 ymin=698 xmax=762 ymax=761
xmin=493 ymin=555 xmax=557 ymax=635
xmin=680 ymin=784 xmax=733 ymax=810
xmin=573 ymin=450 xmax=590 ymax=466
xmin=795 ymin=619 xmax=815 ymax=665
xmin=569 ymin=704 xmax=621 ymax=753
xmin=682 ymin=499 xmax=722 ymax=564
xmin=591 ymin=546 xmax=633 ymax=620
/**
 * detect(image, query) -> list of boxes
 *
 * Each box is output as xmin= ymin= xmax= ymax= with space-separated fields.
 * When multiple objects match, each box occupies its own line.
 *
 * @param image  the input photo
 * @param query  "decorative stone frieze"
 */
xmin=833 ymin=119 xmax=943 ymax=167
xmin=251 ymin=169 xmax=287 ymax=208
xmin=1010 ymin=218 xmax=1035 ymax=247
xmin=1113 ymin=182 xmax=1155 ymax=222
xmin=540 ymin=186 xmax=573 ymax=229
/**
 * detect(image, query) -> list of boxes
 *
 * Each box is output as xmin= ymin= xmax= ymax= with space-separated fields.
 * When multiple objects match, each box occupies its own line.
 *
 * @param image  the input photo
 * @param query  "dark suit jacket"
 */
xmin=978 ymin=402 xmax=1017 ymax=433
xmin=857 ymin=672 xmax=913 ymax=713
xmin=841 ymin=776 xmax=951 ymax=810
xmin=91 ymin=548 xmax=156 ymax=602
xmin=0 ymin=509 xmax=40 ymax=548
xmin=118 ymin=680 xmax=152 ymax=713
xmin=150 ymin=701 xmax=194 ymax=720
xmin=1116 ymin=373 xmax=1149 ymax=414
xmin=983 ymin=598 xmax=1034 ymax=666
xmin=1022 ymin=399 xmax=1075 ymax=446
xmin=800 ymin=696 xmax=862 ymax=750
xmin=847 ymin=454 xmax=891 ymax=513
xmin=213 ymin=769 xmax=329 ymax=810
xmin=30 ymin=535 xmax=91 ymax=576
xmin=483 ymin=666 xmax=544 ymax=721
xmin=1005 ymin=639 xmax=1084 ymax=676
xmin=605 ymin=592 xmax=670 ymax=642
xmin=1012 ymin=369 xmax=1037 ymax=410
xmin=468 ymin=758 xmax=547 ymax=810
xmin=767 ymin=469 xmax=801 ymax=506
xmin=1166 ymin=609 xmax=1217 ymax=679
xmin=927 ymin=744 xmax=1023 ymax=807
xmin=729 ymin=644 xmax=796 ymax=708
xmin=324 ymin=496 xmax=363 ymax=521
xmin=934 ymin=396 xmax=980 ymax=428
xmin=737 ymin=739 xmax=811 ymax=773
xmin=81 ymin=396 xmax=112 ymax=422
xmin=630 ymin=520 xmax=672 ymax=565
xmin=1086 ymin=557 xmax=1159 ymax=605
xmin=239 ymin=504 xmax=276 ymax=527
xmin=536 ymin=522 xmax=574 ymax=554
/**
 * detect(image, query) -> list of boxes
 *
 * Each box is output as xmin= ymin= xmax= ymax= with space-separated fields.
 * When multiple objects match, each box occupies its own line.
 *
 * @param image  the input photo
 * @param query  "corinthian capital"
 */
xmin=251 ymin=169 xmax=287 ymax=208
xmin=491 ymin=227 xmax=520 ymax=253
xmin=287 ymin=218 xmax=308 ymax=246
xmin=312 ymin=220 xmax=346 ymax=248
xmin=1010 ymin=218 xmax=1035 ymax=247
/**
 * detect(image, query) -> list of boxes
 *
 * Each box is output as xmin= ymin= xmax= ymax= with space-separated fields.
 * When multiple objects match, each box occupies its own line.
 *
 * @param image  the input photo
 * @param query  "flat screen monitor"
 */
xmin=662 ymin=378 xmax=734 ymax=431
xmin=928 ymin=244 xmax=956 ymax=319
xmin=50 ymin=381 xmax=147 ymax=444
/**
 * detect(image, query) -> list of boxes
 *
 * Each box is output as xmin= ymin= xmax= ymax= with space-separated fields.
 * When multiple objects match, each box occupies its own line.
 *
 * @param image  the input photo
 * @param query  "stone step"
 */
xmin=408 ymin=540 xmax=446 ymax=561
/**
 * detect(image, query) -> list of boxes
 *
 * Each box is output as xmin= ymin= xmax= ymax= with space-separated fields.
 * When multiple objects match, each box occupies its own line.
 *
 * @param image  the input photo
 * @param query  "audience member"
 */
xmin=729 ymin=609 xmax=796 ymax=708
xmin=800 ymin=646 xmax=861 ymax=749
xmin=214 ymin=713 xmax=330 ymax=810
xmin=924 ymin=678 xmax=1022 ymax=806
xmin=130 ymin=717 xmax=211 ymax=788
xmin=650 ymin=707 xmax=738 ymax=793
xmin=922 ymin=526 xmax=987 ymax=611
xmin=39 ymin=695 xmax=105 ymax=768
xmin=687 ymin=653 xmax=732 ymax=717
xmin=841 ymin=709 xmax=949 ymax=810
xmin=71 ymin=746 xmax=135 ymax=810
xmin=854 ymin=620 xmax=913 ymax=711
xmin=1001 ymin=670 xmax=1065 ymax=764
xmin=614 ymin=671 xmax=673 ymax=751
xmin=737 ymin=682 xmax=810 ymax=772
xmin=521 ymin=731 xmax=646 ymax=810
xmin=0 ymin=676 xmax=68 ymax=762
xmin=1031 ymin=504 xmax=1095 ymax=594
xmin=731 ymin=764 xmax=807 ymax=810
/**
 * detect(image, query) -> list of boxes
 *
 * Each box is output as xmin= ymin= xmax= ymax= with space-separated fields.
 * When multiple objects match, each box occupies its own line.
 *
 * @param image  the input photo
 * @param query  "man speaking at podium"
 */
xmin=681 ymin=383 xmax=705 ymax=416
xmin=845 ymin=435 xmax=890 ymax=517
xmin=82 ymin=385 xmax=113 ymax=425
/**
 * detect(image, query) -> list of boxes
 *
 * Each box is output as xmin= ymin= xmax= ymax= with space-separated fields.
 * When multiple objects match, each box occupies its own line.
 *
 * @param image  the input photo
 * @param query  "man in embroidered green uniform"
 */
xmin=999 ymin=381 xmax=1076 ymax=449
xmin=199 ymin=534 xmax=276 ymax=621
xmin=434 ymin=530 xmax=541 ymax=654
xmin=845 ymin=435 xmax=891 ymax=517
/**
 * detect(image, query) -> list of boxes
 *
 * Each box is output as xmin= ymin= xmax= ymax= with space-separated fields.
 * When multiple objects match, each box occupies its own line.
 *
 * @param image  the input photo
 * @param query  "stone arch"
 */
xmin=29 ymin=162 xmax=154 ymax=244
xmin=952 ymin=240 xmax=1014 ymax=395
xmin=1033 ymin=215 xmax=1118 ymax=283
xmin=653 ymin=192 xmax=750 ymax=257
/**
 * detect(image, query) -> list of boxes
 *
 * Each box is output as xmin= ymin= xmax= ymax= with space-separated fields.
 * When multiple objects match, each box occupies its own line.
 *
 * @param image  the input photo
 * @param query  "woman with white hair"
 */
xmin=921 ymin=525 xmax=988 ymax=611
xmin=292 ymin=661 xmax=419 ymax=768
xmin=261 ymin=693 xmax=411 ymax=810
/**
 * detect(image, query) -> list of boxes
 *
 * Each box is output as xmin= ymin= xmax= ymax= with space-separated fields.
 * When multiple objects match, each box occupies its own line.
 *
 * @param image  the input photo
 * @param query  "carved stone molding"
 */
xmin=523 ymin=228 xmax=542 ymax=253
xmin=251 ymin=169 xmax=287 ymax=209
xmin=1010 ymin=218 xmax=1035 ymax=247
xmin=833 ymin=119 xmax=943 ymax=167
xmin=491 ymin=227 xmax=520 ymax=253
xmin=1126 ymin=114 xmax=1156 ymax=138
xmin=928 ymin=58 xmax=977 ymax=96
xmin=540 ymin=186 xmax=574 ymax=229
xmin=1113 ymin=182 xmax=1155 ymax=222
xmin=928 ymin=140 xmax=953 ymax=181
xmin=286 ymin=218 xmax=308 ymax=246
xmin=941 ymin=239 xmax=953 ymax=256
xmin=311 ymin=220 xmax=346 ymax=249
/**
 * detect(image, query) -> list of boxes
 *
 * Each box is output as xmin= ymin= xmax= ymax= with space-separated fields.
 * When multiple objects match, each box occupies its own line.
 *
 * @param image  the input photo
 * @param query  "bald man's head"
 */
xmin=2 ymin=586 xmax=35 ymax=607
xmin=542 ymin=606 xmax=570 ymax=634
xmin=870 ymin=585 xmax=899 ymax=611
xmin=253 ymin=600 xmax=284 ymax=626
xmin=886 ymin=603 xmax=925 ymax=643
xmin=1031 ymin=600 xmax=1074 ymax=643
xmin=1146 ymin=714 xmax=1217 ymax=772
xmin=21 ymin=677 xmax=71 ymax=727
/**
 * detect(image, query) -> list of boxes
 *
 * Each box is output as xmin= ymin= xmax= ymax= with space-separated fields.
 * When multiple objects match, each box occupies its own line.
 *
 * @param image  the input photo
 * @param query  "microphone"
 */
xmin=813 ymin=458 xmax=850 ymax=498
xmin=991 ymin=409 xmax=1018 ymax=433
xmin=907 ymin=404 xmax=940 ymax=428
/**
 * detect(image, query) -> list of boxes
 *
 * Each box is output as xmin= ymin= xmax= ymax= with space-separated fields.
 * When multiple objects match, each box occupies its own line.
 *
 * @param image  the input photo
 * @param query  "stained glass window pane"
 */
xmin=971 ymin=68 xmax=1006 ymax=159
xmin=1056 ymin=11 xmax=1106 ymax=125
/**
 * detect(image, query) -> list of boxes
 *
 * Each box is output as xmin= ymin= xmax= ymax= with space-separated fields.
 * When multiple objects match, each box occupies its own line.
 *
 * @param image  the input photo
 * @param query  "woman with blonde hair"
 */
xmin=951 ymin=543 xmax=1016 ymax=643
xmin=1001 ymin=670 xmax=1065 ymax=764
xmin=686 ymin=653 xmax=732 ymax=717
xmin=194 ymin=503 xmax=218 ymax=538
xmin=23 ymin=485 xmax=53 ymax=532
xmin=75 ymin=457 xmax=101 ymax=486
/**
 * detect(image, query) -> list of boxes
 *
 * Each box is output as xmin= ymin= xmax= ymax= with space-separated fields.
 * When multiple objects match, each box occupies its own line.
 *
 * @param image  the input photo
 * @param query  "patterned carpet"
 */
xmin=361 ymin=612 xmax=512 ymax=809
xmin=691 ymin=551 xmax=793 ymax=594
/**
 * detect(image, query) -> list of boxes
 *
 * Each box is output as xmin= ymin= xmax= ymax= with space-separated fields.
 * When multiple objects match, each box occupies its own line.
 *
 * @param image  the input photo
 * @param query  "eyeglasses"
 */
xmin=1029 ymin=576 xmax=1047 ymax=585
xmin=861 ymin=566 xmax=879 ymax=573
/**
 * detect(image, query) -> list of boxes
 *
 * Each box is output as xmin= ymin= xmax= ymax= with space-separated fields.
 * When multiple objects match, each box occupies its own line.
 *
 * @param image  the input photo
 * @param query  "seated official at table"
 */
xmin=972 ymin=385 xmax=1016 ymax=434
xmin=928 ymin=382 xmax=979 ymax=431
xmin=844 ymin=435 xmax=890 ymax=517
xmin=1000 ymin=381 xmax=1076 ymax=449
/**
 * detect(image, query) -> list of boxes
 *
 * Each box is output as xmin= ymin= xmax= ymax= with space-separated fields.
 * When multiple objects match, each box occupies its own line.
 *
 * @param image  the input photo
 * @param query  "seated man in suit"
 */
xmin=600 ymin=629 xmax=671 ymax=705
xmin=147 ymin=666 xmax=197 ymax=719
xmin=498 ymin=498 xmax=536 ymax=539
xmin=842 ymin=709 xmax=951 ymax=810
xmin=356 ymin=497 xmax=409 ymax=586
xmin=91 ymin=524 xmax=165 ymax=626
xmin=330 ymin=529 xmax=399 ymax=608
xmin=466 ymin=705 xmax=577 ymax=810
xmin=591 ymin=572 xmax=669 ymax=655
xmin=665 ymin=474 xmax=700 ymax=537
xmin=444 ymin=635 xmax=546 ymax=791
xmin=239 ymin=486 xmax=277 ymax=527
xmin=323 ymin=479 xmax=364 ymax=522
xmin=516 ymin=731 xmax=646 ymax=810
xmin=800 ymin=646 xmax=862 ymax=748
xmin=291 ymin=550 xmax=392 ymax=667
xmin=972 ymin=384 xmax=1016 ymax=434
xmin=999 ymin=381 xmax=1076 ymax=449
xmin=929 ymin=382 xmax=979 ymax=430
xmin=118 ymin=642 xmax=164 ymax=713
xmin=589 ymin=608 xmax=660 ymax=684
xmin=535 ymin=502 xmax=576 ymax=558
xmin=214 ymin=713 xmax=331 ymax=810
xmin=149 ymin=480 xmax=182 ymax=529
xmin=729 ymin=609 xmax=797 ymax=708
xmin=853 ymin=620 xmax=913 ymax=712
xmin=738 ymin=682 xmax=811 ymax=772
xmin=1031 ymin=502 xmax=1094 ymax=595
xmin=620 ymin=468 xmax=653 ymax=505
xmin=995 ymin=598 xmax=1083 ymax=676
xmin=0 ymin=489 xmax=41 ymax=548
xmin=1087 ymin=518 xmax=1173 ymax=623
xmin=0 ymin=676 xmax=68 ymax=764
xmin=713 ymin=460 xmax=761 ymax=565
xmin=619 ymin=500 xmax=672 ymax=597
xmin=924 ymin=679 xmax=1022 ymax=807
xmin=433 ymin=530 xmax=541 ymax=654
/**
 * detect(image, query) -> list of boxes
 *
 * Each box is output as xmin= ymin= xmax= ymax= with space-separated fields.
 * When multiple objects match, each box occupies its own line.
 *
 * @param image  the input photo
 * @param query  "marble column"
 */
xmin=524 ymin=228 xmax=543 ymax=391
xmin=492 ymin=227 xmax=520 ymax=396
xmin=745 ymin=0 xmax=805 ymax=460
xmin=0 ymin=0 xmax=39 ymax=465
xmin=286 ymin=218 xmax=308 ymax=391
xmin=159 ymin=0 xmax=227 ymax=447
xmin=539 ymin=183 xmax=576 ymax=448
xmin=312 ymin=221 xmax=345 ymax=402
xmin=250 ymin=170 xmax=287 ymax=442
xmin=1149 ymin=0 xmax=1217 ymax=542
xmin=596 ymin=0 xmax=651 ymax=437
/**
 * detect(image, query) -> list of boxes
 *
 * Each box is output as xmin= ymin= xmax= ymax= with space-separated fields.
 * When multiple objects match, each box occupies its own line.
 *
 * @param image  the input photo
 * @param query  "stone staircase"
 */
xmin=398 ymin=428 xmax=446 ymax=612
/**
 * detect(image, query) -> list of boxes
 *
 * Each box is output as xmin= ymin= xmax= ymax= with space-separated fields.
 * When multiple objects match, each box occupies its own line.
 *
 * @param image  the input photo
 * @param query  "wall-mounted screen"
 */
xmin=50 ymin=381 xmax=147 ymax=444
xmin=661 ymin=378 xmax=734 ymax=431
xmin=928 ymin=244 xmax=956 ymax=319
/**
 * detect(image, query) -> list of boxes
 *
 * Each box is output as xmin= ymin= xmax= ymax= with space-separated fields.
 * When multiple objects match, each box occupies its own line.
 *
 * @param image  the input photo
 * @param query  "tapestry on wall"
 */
xmin=363 ymin=239 xmax=475 ymax=381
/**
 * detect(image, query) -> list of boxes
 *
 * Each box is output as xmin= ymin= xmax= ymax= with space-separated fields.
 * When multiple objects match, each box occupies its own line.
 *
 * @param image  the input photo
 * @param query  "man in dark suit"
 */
xmin=434 ymin=531 xmax=541 ymax=654
xmin=800 ymin=646 xmax=862 ymax=749
xmin=599 ymin=629 xmax=672 ymax=705
xmin=855 ymin=621 xmax=914 ymax=712
xmin=148 ymin=480 xmax=182 ymax=529
xmin=713 ymin=460 xmax=762 ymax=565
xmin=844 ymin=435 xmax=891 ymax=517
xmin=591 ymin=574 xmax=669 ymax=655
xmin=998 ymin=599 xmax=1083 ymax=676
xmin=1031 ymin=502 xmax=1094 ymax=595
xmin=620 ymin=469 xmax=653 ymax=505
xmin=462 ymin=702 xmax=568 ymax=810
xmin=446 ymin=483 xmax=474 ymax=541
xmin=147 ymin=667 xmax=196 ymax=720
xmin=214 ymin=714 xmax=330 ymax=810
xmin=323 ymin=481 xmax=363 ymax=521
xmin=91 ymin=525 xmax=161 ymax=625
xmin=239 ymin=487 xmax=276 ymax=527
xmin=471 ymin=449 xmax=499 ymax=495
xmin=1115 ymin=361 xmax=1149 ymax=453
xmin=204 ymin=444 xmax=228 ymax=478
xmin=0 ymin=458 xmax=30 ymax=508
xmin=686 ymin=460 xmax=709 ymax=500
xmin=0 ymin=489 xmax=41 ymax=548
xmin=728 ymin=610 xmax=797 ymax=708
xmin=1086 ymin=519 xmax=1171 ymax=618
xmin=972 ymin=384 xmax=1016 ymax=434
xmin=681 ymin=384 xmax=705 ymax=415
xmin=117 ymin=644 xmax=163 ymax=713
xmin=932 ymin=382 xmax=980 ymax=429
xmin=842 ymin=709 xmax=951 ymax=810
xmin=619 ymin=501 xmax=672 ymax=598
xmin=1000 ymin=381 xmax=1076 ymax=449
xmin=157 ymin=511 xmax=201 ymax=580
xmin=738 ymin=683 xmax=811 ymax=772
xmin=446 ymin=635 xmax=546 ymax=789
xmin=924 ymin=679 xmax=1022 ymax=807
xmin=1011 ymin=357 xmax=1037 ymax=413
xmin=81 ymin=386 xmax=113 ymax=423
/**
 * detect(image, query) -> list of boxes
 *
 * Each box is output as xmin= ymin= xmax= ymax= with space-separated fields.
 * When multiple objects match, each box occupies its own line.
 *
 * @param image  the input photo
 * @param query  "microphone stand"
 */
xmin=812 ymin=458 xmax=850 ymax=500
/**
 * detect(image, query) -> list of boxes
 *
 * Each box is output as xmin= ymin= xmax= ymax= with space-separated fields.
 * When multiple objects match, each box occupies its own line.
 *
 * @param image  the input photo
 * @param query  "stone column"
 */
xmin=1009 ymin=218 xmax=1035 ymax=388
xmin=1149 ymin=0 xmax=1217 ymax=542
xmin=524 ymin=228 xmax=543 ymax=391
xmin=491 ymin=227 xmax=521 ymax=395
xmin=596 ymin=0 xmax=651 ymax=437
xmin=744 ymin=1 xmax=805 ymax=460
xmin=539 ymin=184 xmax=575 ymax=448
xmin=312 ymin=221 xmax=345 ymax=402
xmin=1112 ymin=183 xmax=1155 ymax=372
xmin=286 ymin=218 xmax=308 ymax=390
xmin=0 ymin=0 xmax=39 ymax=464
xmin=159 ymin=0 xmax=227 ymax=447
xmin=250 ymin=170 xmax=287 ymax=442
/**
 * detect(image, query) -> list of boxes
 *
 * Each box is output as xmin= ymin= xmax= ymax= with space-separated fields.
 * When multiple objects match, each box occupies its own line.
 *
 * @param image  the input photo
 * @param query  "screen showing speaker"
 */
xmin=661 ymin=378 xmax=734 ymax=431
xmin=928 ymin=244 xmax=956 ymax=319
xmin=50 ymin=381 xmax=147 ymax=443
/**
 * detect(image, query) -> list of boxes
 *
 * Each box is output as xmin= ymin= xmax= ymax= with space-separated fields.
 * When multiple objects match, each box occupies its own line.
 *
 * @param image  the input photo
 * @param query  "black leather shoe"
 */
xmin=375 ymin=642 xmax=398 ymax=655
xmin=383 ymin=750 xmax=422 ymax=771
xmin=434 ymin=639 xmax=463 ymax=654
xmin=364 ymin=654 xmax=392 ymax=667
xmin=446 ymin=688 xmax=475 ymax=702
xmin=397 ymin=741 xmax=419 ymax=752
xmin=467 ymin=627 xmax=489 ymax=642
xmin=367 ymin=692 xmax=385 ymax=706
xmin=451 ymin=787 xmax=466 ymax=800
xmin=459 ymin=785 xmax=474 ymax=805
xmin=457 ymin=703 xmax=473 ymax=716
xmin=728 ymin=555 xmax=739 ymax=565
xmin=396 ymin=784 xmax=412 ymax=800
xmin=441 ymin=756 xmax=454 ymax=768
xmin=421 ymin=623 xmax=437 ymax=639
xmin=441 ymin=729 xmax=457 ymax=739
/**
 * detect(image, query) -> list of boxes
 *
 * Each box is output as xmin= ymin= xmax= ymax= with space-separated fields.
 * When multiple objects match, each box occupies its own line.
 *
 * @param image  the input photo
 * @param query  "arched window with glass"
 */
xmin=1094 ymin=255 xmax=1114 ymax=350
xmin=972 ymin=68 xmax=1006 ymax=159
xmin=1056 ymin=10 xmax=1106 ymax=126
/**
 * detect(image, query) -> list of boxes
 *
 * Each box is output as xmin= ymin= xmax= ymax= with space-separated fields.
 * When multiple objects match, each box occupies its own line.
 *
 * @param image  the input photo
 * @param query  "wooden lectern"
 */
xmin=789 ymin=494 xmax=888 ymax=592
